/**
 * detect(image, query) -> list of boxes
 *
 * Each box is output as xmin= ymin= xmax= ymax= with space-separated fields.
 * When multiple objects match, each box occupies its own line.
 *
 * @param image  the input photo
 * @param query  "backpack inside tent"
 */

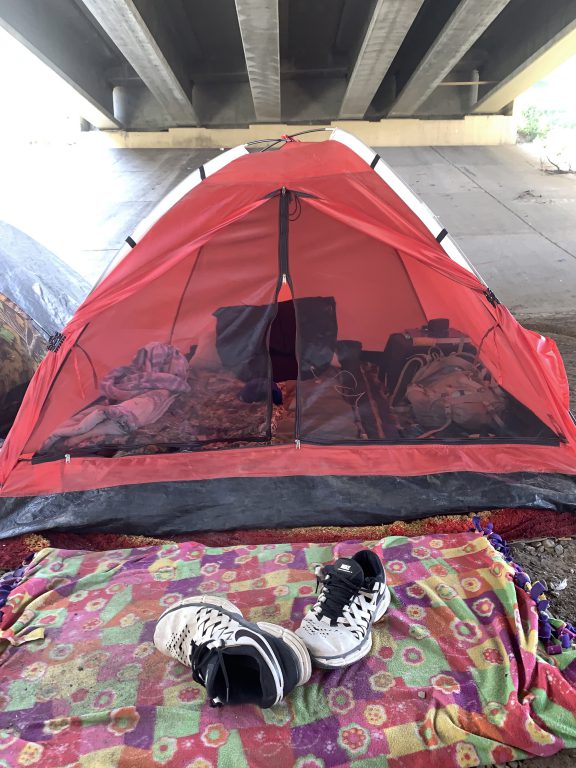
xmin=0 ymin=129 xmax=575 ymax=538
xmin=0 ymin=292 xmax=46 ymax=440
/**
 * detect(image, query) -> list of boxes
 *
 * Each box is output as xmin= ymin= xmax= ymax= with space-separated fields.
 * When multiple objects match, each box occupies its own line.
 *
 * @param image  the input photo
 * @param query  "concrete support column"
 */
xmin=469 ymin=69 xmax=480 ymax=109
xmin=79 ymin=0 xmax=198 ymax=125
xmin=113 ymin=84 xmax=175 ymax=130
xmin=112 ymin=86 xmax=130 ymax=128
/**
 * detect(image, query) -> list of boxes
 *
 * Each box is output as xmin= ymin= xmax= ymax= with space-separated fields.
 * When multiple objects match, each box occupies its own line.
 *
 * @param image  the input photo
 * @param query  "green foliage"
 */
xmin=517 ymin=105 xmax=550 ymax=142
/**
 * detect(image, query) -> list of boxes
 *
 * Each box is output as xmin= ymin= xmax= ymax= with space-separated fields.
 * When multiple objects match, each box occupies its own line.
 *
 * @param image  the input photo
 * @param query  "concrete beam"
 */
xmin=234 ymin=0 xmax=281 ymax=122
xmin=0 ymin=0 xmax=119 ymax=129
xmin=390 ymin=0 xmax=512 ymax=116
xmin=79 ymin=0 xmax=197 ymax=125
xmin=474 ymin=18 xmax=576 ymax=113
xmin=339 ymin=0 xmax=425 ymax=119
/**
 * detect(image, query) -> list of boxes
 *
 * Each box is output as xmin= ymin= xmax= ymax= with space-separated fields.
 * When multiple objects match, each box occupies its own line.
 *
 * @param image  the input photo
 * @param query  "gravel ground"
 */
xmin=488 ymin=314 xmax=576 ymax=768
xmin=509 ymin=538 xmax=576 ymax=624
xmin=513 ymin=313 xmax=576 ymax=623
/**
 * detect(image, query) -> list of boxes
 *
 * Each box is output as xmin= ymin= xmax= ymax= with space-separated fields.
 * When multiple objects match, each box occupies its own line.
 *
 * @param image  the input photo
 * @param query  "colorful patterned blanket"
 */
xmin=0 ymin=533 xmax=574 ymax=768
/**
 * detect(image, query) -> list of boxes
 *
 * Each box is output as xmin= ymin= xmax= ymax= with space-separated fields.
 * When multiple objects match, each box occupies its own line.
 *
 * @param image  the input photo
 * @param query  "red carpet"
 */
xmin=1 ymin=508 xmax=575 ymax=571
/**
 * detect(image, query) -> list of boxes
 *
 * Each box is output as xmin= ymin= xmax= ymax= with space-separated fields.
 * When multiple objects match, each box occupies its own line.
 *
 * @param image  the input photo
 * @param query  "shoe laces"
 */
xmin=190 ymin=637 xmax=231 ymax=707
xmin=312 ymin=564 xmax=370 ymax=622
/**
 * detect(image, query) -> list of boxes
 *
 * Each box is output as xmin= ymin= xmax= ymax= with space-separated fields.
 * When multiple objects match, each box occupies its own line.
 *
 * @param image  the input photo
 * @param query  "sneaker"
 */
xmin=154 ymin=595 xmax=311 ymax=708
xmin=296 ymin=549 xmax=390 ymax=668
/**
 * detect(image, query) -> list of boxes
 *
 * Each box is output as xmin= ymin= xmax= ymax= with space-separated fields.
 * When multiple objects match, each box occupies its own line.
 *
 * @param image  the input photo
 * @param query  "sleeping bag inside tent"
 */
xmin=0 ymin=292 xmax=45 ymax=440
xmin=0 ymin=129 xmax=575 ymax=538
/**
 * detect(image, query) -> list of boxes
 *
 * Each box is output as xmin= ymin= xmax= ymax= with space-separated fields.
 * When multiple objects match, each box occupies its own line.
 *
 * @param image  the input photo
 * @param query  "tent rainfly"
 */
xmin=0 ymin=129 xmax=574 ymax=538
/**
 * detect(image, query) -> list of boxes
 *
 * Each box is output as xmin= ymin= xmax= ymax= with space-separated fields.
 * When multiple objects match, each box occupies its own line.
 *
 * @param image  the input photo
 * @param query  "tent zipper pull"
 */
xmin=295 ymin=439 xmax=301 ymax=449
xmin=282 ymin=273 xmax=287 ymax=284
xmin=65 ymin=454 xmax=71 ymax=464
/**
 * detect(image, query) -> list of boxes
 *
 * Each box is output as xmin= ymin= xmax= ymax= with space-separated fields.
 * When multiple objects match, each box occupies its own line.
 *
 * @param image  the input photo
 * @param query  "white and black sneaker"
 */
xmin=154 ymin=595 xmax=311 ymax=708
xmin=296 ymin=549 xmax=390 ymax=668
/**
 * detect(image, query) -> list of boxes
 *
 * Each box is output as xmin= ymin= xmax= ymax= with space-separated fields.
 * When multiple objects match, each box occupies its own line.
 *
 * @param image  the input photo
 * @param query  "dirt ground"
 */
xmin=509 ymin=313 xmax=576 ymax=624
xmin=488 ymin=314 xmax=576 ymax=768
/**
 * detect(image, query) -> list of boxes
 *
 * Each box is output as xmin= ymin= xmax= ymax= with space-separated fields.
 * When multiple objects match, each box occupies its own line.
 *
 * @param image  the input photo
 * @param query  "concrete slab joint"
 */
xmin=79 ymin=0 xmax=198 ymax=125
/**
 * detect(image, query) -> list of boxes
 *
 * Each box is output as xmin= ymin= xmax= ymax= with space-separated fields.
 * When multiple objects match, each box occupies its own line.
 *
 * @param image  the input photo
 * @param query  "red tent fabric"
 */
xmin=0 ymin=130 xmax=574 ymax=538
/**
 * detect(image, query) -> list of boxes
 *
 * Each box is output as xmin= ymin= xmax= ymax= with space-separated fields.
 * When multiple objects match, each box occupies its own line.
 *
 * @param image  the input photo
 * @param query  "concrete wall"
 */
xmin=93 ymin=115 xmax=517 ymax=149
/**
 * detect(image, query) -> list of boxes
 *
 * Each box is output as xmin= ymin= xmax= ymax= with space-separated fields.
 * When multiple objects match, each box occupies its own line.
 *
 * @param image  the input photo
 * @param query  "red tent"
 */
xmin=0 ymin=129 xmax=574 ymax=537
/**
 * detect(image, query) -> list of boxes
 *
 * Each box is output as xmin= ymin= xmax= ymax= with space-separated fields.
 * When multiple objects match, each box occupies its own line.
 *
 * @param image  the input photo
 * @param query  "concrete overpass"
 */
xmin=0 ymin=0 xmax=575 ymax=140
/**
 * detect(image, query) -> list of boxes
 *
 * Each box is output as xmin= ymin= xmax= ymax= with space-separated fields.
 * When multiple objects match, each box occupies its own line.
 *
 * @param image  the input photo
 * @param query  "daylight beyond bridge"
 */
xmin=0 ymin=0 xmax=575 ymax=131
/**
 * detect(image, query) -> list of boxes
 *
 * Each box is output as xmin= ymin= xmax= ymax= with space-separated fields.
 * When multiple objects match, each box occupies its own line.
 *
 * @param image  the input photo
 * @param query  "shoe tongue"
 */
xmin=332 ymin=557 xmax=364 ymax=586
xmin=202 ymin=645 xmax=277 ymax=708
xmin=203 ymin=654 xmax=224 ymax=702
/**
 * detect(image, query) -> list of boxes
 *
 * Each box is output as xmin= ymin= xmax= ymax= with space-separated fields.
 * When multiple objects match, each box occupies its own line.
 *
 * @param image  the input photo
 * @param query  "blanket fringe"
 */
xmin=0 ymin=553 xmax=35 ymax=629
xmin=471 ymin=515 xmax=576 ymax=654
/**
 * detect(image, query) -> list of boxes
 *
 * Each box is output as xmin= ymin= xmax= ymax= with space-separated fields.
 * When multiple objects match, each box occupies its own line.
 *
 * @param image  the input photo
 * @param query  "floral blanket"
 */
xmin=0 ymin=533 xmax=574 ymax=768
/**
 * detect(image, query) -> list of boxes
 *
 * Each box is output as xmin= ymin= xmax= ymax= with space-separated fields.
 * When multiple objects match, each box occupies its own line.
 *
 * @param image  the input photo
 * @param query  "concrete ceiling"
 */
xmin=0 ymin=0 xmax=575 ymax=129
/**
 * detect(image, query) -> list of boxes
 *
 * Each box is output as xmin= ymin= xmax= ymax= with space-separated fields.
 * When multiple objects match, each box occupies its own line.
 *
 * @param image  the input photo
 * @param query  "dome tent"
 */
xmin=0 ymin=129 xmax=574 ymax=538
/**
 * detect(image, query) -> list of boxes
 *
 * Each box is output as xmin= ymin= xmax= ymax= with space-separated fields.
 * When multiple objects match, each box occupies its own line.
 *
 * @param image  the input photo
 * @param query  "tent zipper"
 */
xmin=279 ymin=186 xmax=289 ymax=276
xmin=296 ymin=435 xmax=562 ymax=447
xmin=277 ymin=186 xmax=303 ymax=448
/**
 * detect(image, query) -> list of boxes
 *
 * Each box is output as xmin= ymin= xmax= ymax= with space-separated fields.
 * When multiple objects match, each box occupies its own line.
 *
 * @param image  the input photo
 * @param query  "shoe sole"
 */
xmin=258 ymin=622 xmax=312 ymax=687
xmin=156 ymin=595 xmax=311 ymax=687
xmin=310 ymin=584 xmax=391 ymax=669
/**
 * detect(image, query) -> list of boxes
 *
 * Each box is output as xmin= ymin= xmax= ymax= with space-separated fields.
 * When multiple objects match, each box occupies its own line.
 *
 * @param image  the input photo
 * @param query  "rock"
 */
xmin=550 ymin=578 xmax=568 ymax=592
xmin=544 ymin=539 xmax=555 ymax=549
xmin=555 ymin=544 xmax=564 ymax=555
xmin=525 ymin=545 xmax=536 ymax=553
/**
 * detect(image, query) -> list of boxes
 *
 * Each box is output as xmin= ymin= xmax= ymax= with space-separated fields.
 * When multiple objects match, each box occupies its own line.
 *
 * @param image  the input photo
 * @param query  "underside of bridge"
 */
xmin=0 ymin=0 xmax=575 ymax=133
